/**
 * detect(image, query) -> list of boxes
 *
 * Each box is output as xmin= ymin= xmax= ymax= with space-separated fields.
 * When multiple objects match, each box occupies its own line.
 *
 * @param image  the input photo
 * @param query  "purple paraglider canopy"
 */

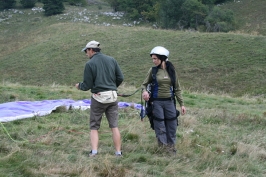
xmin=0 ymin=99 xmax=142 ymax=122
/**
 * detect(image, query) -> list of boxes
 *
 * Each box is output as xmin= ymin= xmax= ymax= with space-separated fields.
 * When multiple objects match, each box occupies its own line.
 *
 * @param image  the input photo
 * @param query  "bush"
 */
xmin=20 ymin=0 xmax=37 ymax=8
xmin=204 ymin=6 xmax=235 ymax=32
xmin=42 ymin=0 xmax=65 ymax=16
xmin=67 ymin=0 xmax=87 ymax=6
xmin=0 ymin=0 xmax=16 ymax=9
xmin=105 ymin=0 xmax=155 ymax=20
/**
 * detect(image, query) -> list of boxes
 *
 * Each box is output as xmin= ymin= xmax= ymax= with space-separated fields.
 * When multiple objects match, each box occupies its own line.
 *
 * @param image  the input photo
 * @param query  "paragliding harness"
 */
xmin=140 ymin=66 xmax=180 ymax=129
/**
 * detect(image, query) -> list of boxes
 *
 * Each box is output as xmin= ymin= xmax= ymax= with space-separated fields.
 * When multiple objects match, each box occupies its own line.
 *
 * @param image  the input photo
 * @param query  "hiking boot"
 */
xmin=89 ymin=150 xmax=97 ymax=157
xmin=167 ymin=145 xmax=177 ymax=156
xmin=158 ymin=140 xmax=164 ymax=147
xmin=158 ymin=139 xmax=168 ymax=148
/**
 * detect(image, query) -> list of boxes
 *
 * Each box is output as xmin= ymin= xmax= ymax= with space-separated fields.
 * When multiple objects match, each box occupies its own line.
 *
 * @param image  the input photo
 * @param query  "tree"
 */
xmin=159 ymin=0 xmax=185 ymax=29
xmin=104 ymin=0 xmax=156 ymax=20
xmin=141 ymin=1 xmax=160 ymax=22
xmin=67 ymin=0 xmax=87 ymax=6
xmin=104 ymin=0 xmax=119 ymax=11
xmin=181 ymin=0 xmax=208 ymax=29
xmin=20 ymin=0 xmax=37 ymax=8
xmin=204 ymin=6 xmax=235 ymax=32
xmin=201 ymin=0 xmax=216 ymax=5
xmin=42 ymin=0 xmax=65 ymax=16
xmin=215 ymin=0 xmax=232 ymax=4
xmin=0 ymin=0 xmax=16 ymax=9
xmin=103 ymin=0 xmax=235 ymax=32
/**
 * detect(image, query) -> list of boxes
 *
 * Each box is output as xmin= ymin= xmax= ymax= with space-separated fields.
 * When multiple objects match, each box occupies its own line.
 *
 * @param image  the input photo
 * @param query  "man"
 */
xmin=75 ymin=40 xmax=124 ymax=157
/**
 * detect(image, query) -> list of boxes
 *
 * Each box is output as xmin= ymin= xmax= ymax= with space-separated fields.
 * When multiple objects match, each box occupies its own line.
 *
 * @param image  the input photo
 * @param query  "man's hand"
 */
xmin=75 ymin=83 xmax=79 ymax=90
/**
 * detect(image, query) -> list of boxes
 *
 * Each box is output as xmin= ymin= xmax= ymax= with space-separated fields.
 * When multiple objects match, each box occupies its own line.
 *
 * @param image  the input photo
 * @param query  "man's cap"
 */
xmin=81 ymin=40 xmax=100 ymax=52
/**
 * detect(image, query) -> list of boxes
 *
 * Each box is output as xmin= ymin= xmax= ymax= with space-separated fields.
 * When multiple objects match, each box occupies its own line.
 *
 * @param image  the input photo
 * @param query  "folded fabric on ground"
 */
xmin=0 ymin=99 xmax=142 ymax=122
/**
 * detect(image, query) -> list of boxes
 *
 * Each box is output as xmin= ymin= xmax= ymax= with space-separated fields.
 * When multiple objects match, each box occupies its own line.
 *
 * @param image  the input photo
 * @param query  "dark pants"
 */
xmin=152 ymin=99 xmax=177 ymax=146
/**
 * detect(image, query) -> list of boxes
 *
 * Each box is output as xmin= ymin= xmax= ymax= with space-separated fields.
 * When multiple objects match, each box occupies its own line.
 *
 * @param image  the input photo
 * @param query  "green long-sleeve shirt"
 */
xmin=79 ymin=52 xmax=124 ymax=93
xmin=141 ymin=67 xmax=184 ymax=107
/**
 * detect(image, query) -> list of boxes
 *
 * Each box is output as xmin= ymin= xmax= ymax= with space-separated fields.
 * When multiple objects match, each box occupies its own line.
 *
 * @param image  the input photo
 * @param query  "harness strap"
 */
xmin=165 ymin=117 xmax=177 ymax=121
xmin=152 ymin=97 xmax=174 ymax=101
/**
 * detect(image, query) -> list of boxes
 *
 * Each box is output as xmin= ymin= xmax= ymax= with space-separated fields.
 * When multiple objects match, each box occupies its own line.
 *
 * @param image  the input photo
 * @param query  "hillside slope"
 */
xmin=0 ymin=3 xmax=265 ymax=97
xmin=222 ymin=0 xmax=266 ymax=36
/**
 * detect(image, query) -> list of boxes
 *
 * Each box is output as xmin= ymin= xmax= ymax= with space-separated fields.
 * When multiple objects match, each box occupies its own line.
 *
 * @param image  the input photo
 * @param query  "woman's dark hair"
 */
xmin=156 ymin=54 xmax=168 ymax=61
xmin=155 ymin=54 xmax=176 ymax=87
xmin=166 ymin=61 xmax=176 ymax=87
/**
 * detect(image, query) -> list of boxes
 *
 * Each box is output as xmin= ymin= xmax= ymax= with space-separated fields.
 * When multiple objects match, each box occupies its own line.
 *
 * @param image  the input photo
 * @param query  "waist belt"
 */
xmin=152 ymin=97 xmax=173 ymax=101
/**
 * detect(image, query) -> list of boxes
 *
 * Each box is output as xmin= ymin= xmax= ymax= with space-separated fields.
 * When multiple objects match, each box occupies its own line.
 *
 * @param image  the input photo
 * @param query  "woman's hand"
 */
xmin=181 ymin=106 xmax=186 ymax=115
xmin=142 ymin=91 xmax=150 ymax=101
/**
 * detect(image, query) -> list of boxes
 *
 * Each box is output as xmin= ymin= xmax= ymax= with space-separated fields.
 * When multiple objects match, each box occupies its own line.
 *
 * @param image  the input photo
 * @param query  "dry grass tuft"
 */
xmin=236 ymin=142 xmax=266 ymax=161
xmin=181 ymin=114 xmax=198 ymax=128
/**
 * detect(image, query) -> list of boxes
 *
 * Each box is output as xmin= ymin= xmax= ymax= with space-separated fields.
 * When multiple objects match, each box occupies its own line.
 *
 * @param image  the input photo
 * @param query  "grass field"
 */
xmin=1 ymin=83 xmax=266 ymax=177
xmin=0 ymin=1 xmax=266 ymax=176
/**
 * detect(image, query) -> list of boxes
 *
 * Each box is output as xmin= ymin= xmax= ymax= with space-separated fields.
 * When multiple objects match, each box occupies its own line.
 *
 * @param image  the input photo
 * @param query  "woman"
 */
xmin=141 ymin=46 xmax=186 ymax=154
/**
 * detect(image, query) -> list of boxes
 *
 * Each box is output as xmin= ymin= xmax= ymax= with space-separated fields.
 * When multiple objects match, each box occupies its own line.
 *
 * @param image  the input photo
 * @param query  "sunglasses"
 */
xmin=84 ymin=48 xmax=91 ymax=53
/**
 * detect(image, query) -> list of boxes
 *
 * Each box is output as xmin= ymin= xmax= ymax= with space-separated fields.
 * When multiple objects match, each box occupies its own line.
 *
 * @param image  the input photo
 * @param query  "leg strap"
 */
xmin=153 ymin=116 xmax=176 ymax=121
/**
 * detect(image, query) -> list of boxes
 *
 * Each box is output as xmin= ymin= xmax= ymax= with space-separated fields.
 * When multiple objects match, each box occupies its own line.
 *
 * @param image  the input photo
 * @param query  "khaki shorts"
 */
xmin=90 ymin=97 xmax=119 ymax=130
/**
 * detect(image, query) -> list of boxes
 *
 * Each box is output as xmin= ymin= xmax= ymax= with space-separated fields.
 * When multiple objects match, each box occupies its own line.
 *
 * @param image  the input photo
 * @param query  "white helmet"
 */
xmin=150 ymin=46 xmax=169 ymax=58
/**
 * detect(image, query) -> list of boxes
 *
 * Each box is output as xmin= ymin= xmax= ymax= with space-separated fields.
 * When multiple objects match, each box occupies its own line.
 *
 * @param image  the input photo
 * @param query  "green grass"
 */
xmin=0 ymin=84 xmax=266 ymax=176
xmin=1 ymin=1 xmax=266 ymax=176
xmin=222 ymin=0 xmax=266 ymax=35
xmin=1 ymin=24 xmax=266 ymax=97
xmin=0 ymin=2 xmax=266 ymax=97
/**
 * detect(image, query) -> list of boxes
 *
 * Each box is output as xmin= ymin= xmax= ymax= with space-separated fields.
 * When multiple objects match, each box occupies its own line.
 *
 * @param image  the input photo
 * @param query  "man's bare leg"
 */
xmin=90 ymin=129 xmax=99 ymax=151
xmin=111 ymin=127 xmax=121 ymax=153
